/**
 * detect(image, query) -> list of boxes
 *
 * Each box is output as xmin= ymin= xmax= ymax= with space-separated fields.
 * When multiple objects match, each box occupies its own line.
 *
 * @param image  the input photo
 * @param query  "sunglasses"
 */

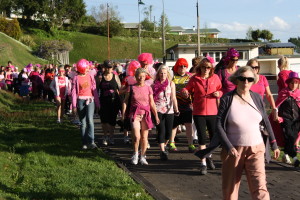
xmin=202 ymin=66 xmax=212 ymax=70
xmin=179 ymin=65 xmax=187 ymax=68
xmin=237 ymin=76 xmax=254 ymax=82
xmin=251 ymin=66 xmax=260 ymax=70
xmin=231 ymin=58 xmax=239 ymax=61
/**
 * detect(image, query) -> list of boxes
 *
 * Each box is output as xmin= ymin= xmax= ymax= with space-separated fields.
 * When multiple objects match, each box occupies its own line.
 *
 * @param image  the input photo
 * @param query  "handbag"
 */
xmin=236 ymin=91 xmax=269 ymax=136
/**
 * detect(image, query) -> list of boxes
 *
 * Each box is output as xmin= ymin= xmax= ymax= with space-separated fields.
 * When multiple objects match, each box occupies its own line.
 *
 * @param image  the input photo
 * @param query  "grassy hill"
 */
xmin=27 ymin=29 xmax=178 ymax=64
xmin=0 ymin=32 xmax=46 ymax=68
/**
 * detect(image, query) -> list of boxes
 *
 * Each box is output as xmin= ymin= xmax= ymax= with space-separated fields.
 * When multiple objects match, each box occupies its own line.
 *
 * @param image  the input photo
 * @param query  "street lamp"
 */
xmin=138 ymin=0 xmax=145 ymax=54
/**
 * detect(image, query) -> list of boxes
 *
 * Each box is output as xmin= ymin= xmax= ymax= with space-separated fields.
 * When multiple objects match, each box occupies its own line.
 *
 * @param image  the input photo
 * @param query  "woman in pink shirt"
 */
xmin=71 ymin=59 xmax=100 ymax=150
xmin=277 ymin=56 xmax=292 ymax=93
xmin=182 ymin=58 xmax=222 ymax=175
xmin=248 ymin=58 xmax=277 ymax=119
xmin=122 ymin=68 xmax=160 ymax=165
xmin=50 ymin=66 xmax=71 ymax=123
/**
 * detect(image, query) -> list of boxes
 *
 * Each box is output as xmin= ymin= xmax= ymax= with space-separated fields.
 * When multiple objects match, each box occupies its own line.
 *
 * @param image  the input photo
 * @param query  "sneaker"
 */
xmin=193 ymin=139 xmax=198 ymax=144
xmin=282 ymin=154 xmax=292 ymax=164
xmin=124 ymin=136 xmax=130 ymax=144
xmin=200 ymin=165 xmax=207 ymax=175
xmin=140 ymin=155 xmax=148 ymax=165
xmin=294 ymin=159 xmax=300 ymax=167
xmin=206 ymin=157 xmax=216 ymax=170
xmin=160 ymin=151 xmax=169 ymax=161
xmin=57 ymin=119 xmax=61 ymax=123
xmin=102 ymin=137 xmax=108 ymax=146
xmin=72 ymin=119 xmax=81 ymax=125
xmin=182 ymin=125 xmax=186 ymax=132
xmin=88 ymin=143 xmax=98 ymax=149
xmin=109 ymin=137 xmax=114 ymax=145
xmin=188 ymin=144 xmax=196 ymax=152
xmin=82 ymin=145 xmax=88 ymax=150
xmin=131 ymin=153 xmax=139 ymax=165
xmin=169 ymin=142 xmax=178 ymax=151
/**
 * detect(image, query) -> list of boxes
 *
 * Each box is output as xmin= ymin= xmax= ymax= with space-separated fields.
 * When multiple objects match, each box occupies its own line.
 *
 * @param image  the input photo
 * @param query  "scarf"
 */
xmin=152 ymin=79 xmax=169 ymax=102
xmin=276 ymin=88 xmax=300 ymax=108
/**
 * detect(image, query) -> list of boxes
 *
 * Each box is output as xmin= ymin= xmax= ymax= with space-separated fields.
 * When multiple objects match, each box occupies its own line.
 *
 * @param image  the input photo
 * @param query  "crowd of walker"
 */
xmin=1 ymin=48 xmax=300 ymax=199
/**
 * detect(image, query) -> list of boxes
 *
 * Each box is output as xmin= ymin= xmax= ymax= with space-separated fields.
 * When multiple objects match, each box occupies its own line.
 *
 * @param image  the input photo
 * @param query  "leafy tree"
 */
xmin=99 ymin=18 xmax=123 ymax=38
xmin=251 ymin=29 xmax=261 ymax=41
xmin=141 ymin=18 xmax=154 ymax=31
xmin=0 ymin=0 xmax=13 ymax=17
xmin=260 ymin=29 xmax=273 ymax=42
xmin=157 ymin=13 xmax=171 ymax=33
xmin=245 ymin=26 xmax=253 ymax=40
xmin=288 ymin=37 xmax=300 ymax=53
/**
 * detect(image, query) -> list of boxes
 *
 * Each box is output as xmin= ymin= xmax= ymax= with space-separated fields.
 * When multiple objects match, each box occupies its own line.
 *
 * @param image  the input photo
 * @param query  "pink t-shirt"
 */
xmin=250 ymin=75 xmax=269 ymax=99
xmin=78 ymin=75 xmax=93 ymax=97
xmin=218 ymin=69 xmax=237 ymax=94
xmin=226 ymin=96 xmax=263 ymax=146
xmin=128 ymin=85 xmax=153 ymax=115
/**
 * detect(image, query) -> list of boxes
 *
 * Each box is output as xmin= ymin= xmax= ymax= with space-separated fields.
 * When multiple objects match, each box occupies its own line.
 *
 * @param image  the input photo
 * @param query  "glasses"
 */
xmin=237 ymin=76 xmax=254 ymax=82
xmin=179 ymin=65 xmax=187 ymax=68
xmin=202 ymin=66 xmax=212 ymax=70
xmin=251 ymin=66 xmax=260 ymax=70
xmin=231 ymin=58 xmax=239 ymax=61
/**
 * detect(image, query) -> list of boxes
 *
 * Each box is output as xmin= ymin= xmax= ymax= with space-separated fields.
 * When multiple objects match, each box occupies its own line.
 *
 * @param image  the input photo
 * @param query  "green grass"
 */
xmin=0 ymin=90 xmax=153 ymax=200
xmin=26 ymin=28 xmax=178 ymax=64
xmin=0 ymin=32 xmax=46 ymax=68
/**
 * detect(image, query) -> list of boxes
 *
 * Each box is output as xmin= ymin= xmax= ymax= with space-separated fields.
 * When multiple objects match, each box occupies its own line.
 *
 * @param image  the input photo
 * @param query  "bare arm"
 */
xmin=149 ymin=94 xmax=160 ymax=125
xmin=171 ymin=82 xmax=179 ymax=113
xmin=122 ymin=92 xmax=129 ymax=120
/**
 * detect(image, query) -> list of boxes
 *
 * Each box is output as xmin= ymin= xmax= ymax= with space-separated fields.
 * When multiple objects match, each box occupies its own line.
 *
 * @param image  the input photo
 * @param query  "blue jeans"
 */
xmin=77 ymin=99 xmax=95 ymax=145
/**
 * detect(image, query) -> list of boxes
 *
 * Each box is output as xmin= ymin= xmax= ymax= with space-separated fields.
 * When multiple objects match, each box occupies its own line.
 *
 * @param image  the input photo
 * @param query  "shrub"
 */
xmin=19 ymin=35 xmax=36 ymax=47
xmin=0 ymin=18 xmax=22 ymax=39
xmin=38 ymin=40 xmax=73 ymax=60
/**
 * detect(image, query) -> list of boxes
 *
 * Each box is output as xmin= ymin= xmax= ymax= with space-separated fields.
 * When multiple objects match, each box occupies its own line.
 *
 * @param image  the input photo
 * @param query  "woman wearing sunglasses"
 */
xmin=247 ymin=59 xmax=277 ymax=118
xmin=182 ymin=57 xmax=222 ymax=175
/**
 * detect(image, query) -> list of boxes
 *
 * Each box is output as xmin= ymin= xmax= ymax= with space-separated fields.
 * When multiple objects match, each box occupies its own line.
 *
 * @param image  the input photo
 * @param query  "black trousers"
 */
xmin=193 ymin=115 xmax=216 ymax=145
xmin=281 ymin=119 xmax=300 ymax=158
xmin=156 ymin=112 xmax=174 ymax=144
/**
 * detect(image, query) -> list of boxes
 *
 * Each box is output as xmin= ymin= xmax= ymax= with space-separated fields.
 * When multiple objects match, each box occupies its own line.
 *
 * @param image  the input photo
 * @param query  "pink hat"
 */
xmin=286 ymin=71 xmax=300 ymax=84
xmin=138 ymin=53 xmax=153 ymax=64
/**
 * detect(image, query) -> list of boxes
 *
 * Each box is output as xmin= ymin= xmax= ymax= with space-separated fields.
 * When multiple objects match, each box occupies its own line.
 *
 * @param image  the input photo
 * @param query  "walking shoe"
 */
xmin=109 ymin=137 xmax=114 ymax=145
xmin=123 ymin=136 xmax=130 ymax=144
xmin=57 ymin=119 xmax=61 ymax=123
xmin=294 ymin=159 xmax=300 ymax=167
xmin=206 ymin=157 xmax=216 ymax=170
xmin=82 ymin=145 xmax=88 ymax=150
xmin=169 ymin=142 xmax=178 ymax=151
xmin=88 ymin=143 xmax=98 ymax=149
xmin=188 ymin=144 xmax=196 ymax=152
xmin=131 ymin=153 xmax=139 ymax=165
xmin=140 ymin=155 xmax=148 ymax=165
xmin=160 ymin=151 xmax=169 ymax=161
xmin=182 ymin=125 xmax=186 ymax=132
xmin=282 ymin=154 xmax=292 ymax=164
xmin=102 ymin=136 xmax=108 ymax=146
xmin=199 ymin=164 xmax=207 ymax=175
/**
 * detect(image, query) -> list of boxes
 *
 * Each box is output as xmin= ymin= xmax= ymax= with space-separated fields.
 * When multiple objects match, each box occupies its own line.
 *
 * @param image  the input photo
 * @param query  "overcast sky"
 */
xmin=84 ymin=0 xmax=300 ymax=42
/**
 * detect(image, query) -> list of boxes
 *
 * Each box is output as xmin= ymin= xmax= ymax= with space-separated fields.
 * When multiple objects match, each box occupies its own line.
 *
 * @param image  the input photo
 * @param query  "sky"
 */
xmin=84 ymin=0 xmax=300 ymax=42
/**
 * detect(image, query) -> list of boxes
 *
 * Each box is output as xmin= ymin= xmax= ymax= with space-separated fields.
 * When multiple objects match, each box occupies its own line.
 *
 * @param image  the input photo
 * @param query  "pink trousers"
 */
xmin=221 ymin=143 xmax=270 ymax=200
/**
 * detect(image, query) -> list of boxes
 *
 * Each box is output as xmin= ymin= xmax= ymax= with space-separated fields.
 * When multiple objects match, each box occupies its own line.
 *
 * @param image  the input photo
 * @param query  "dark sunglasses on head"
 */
xmin=237 ymin=76 xmax=254 ymax=82
xmin=251 ymin=66 xmax=260 ymax=70
xmin=231 ymin=58 xmax=238 ymax=61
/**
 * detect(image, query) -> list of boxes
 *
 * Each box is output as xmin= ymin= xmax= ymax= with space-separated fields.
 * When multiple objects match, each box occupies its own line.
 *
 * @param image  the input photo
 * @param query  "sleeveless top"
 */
xmin=155 ymin=83 xmax=174 ymax=114
xmin=99 ymin=73 xmax=120 ymax=103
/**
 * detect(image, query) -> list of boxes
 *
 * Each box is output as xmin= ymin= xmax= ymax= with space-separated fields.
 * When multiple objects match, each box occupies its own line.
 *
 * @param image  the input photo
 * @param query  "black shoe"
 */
xmin=174 ymin=136 xmax=179 ymax=142
xmin=294 ymin=159 xmax=300 ymax=167
xmin=160 ymin=151 xmax=169 ymax=161
xmin=206 ymin=157 xmax=216 ymax=170
xmin=200 ymin=165 xmax=207 ymax=175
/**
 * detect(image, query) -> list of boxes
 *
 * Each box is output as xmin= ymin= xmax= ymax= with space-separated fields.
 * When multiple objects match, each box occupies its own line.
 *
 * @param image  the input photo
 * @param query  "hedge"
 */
xmin=0 ymin=18 xmax=22 ymax=39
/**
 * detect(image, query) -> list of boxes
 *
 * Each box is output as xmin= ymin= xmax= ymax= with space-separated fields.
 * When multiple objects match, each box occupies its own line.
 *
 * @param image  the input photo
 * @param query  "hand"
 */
xmin=174 ymin=111 xmax=180 ymax=116
xmin=228 ymin=147 xmax=239 ymax=158
xmin=72 ymin=107 xmax=77 ymax=114
xmin=213 ymin=91 xmax=220 ymax=98
xmin=155 ymin=116 xmax=160 ymax=125
xmin=181 ymin=89 xmax=189 ymax=99
xmin=273 ymin=148 xmax=280 ymax=160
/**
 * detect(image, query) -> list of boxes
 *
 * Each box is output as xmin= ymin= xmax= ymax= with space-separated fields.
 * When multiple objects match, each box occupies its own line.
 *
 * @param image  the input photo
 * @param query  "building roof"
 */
xmin=183 ymin=28 xmax=220 ymax=34
xmin=123 ymin=23 xmax=139 ymax=29
xmin=170 ymin=26 xmax=185 ymax=31
xmin=266 ymin=42 xmax=296 ymax=48
xmin=167 ymin=43 xmax=262 ymax=51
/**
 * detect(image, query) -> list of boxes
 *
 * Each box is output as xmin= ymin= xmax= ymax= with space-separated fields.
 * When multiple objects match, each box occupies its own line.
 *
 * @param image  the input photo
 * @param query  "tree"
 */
xmin=251 ymin=29 xmax=261 ymax=41
xmin=99 ymin=18 xmax=123 ymax=37
xmin=90 ymin=3 xmax=121 ymax=23
xmin=0 ymin=0 xmax=13 ymax=17
xmin=157 ymin=13 xmax=171 ymax=33
xmin=288 ymin=37 xmax=300 ymax=53
xmin=260 ymin=29 xmax=273 ymax=42
xmin=245 ymin=26 xmax=253 ymax=40
xmin=141 ymin=18 xmax=154 ymax=31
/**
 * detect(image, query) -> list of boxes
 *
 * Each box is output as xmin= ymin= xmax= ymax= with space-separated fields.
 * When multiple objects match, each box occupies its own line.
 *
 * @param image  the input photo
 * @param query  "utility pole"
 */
xmin=162 ymin=0 xmax=166 ymax=64
xmin=153 ymin=16 xmax=156 ymax=32
xmin=197 ymin=0 xmax=201 ymax=57
xmin=138 ymin=0 xmax=145 ymax=54
xmin=107 ymin=3 xmax=110 ymax=59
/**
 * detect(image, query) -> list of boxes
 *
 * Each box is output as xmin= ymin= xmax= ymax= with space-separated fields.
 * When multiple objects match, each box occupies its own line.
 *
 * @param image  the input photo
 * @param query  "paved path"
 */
xmin=93 ymin=119 xmax=300 ymax=200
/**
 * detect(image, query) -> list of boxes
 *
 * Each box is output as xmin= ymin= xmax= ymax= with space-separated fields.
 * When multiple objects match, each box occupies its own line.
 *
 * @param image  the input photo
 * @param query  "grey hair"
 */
xmin=134 ymin=67 xmax=148 ymax=78
xmin=229 ymin=66 xmax=258 ymax=85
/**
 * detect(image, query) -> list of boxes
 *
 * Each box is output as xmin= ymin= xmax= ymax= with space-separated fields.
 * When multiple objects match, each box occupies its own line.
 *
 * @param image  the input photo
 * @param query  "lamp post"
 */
xmin=138 ymin=0 xmax=145 ymax=54
xmin=107 ymin=3 xmax=110 ymax=60
xmin=162 ymin=0 xmax=166 ymax=63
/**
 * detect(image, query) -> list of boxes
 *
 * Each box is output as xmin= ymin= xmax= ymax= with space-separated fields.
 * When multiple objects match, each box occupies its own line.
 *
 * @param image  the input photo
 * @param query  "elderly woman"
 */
xmin=122 ymin=68 xmax=159 ymax=165
xmin=197 ymin=66 xmax=280 ymax=199
xmin=152 ymin=65 xmax=179 ymax=160
xmin=182 ymin=58 xmax=222 ymax=175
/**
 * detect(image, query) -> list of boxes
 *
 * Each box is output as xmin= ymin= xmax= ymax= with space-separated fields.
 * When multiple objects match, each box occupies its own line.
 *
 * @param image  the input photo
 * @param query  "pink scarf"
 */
xmin=276 ymin=88 xmax=300 ymax=108
xmin=152 ymin=79 xmax=169 ymax=102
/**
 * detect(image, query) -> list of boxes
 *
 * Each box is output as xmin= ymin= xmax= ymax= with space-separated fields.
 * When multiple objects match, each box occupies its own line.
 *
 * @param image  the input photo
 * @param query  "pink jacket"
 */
xmin=71 ymin=74 xmax=100 ymax=109
xmin=183 ymin=74 xmax=222 ymax=115
xmin=277 ymin=70 xmax=291 ymax=93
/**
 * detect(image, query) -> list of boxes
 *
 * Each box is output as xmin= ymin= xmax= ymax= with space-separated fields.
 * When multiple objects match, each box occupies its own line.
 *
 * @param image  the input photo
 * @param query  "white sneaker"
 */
xmin=140 ymin=155 xmax=148 ymax=165
xmin=282 ymin=154 xmax=292 ymax=164
xmin=131 ymin=153 xmax=139 ymax=165
xmin=102 ymin=137 xmax=108 ymax=146
xmin=182 ymin=125 xmax=186 ymax=132
xmin=82 ymin=145 xmax=88 ymax=150
xmin=57 ymin=119 xmax=61 ymax=123
xmin=124 ymin=136 xmax=130 ymax=144
xmin=147 ymin=142 xmax=151 ymax=149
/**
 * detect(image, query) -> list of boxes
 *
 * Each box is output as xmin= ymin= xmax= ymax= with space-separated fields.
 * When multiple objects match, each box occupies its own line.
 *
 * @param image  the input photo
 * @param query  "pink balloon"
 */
xmin=76 ymin=59 xmax=89 ymax=74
